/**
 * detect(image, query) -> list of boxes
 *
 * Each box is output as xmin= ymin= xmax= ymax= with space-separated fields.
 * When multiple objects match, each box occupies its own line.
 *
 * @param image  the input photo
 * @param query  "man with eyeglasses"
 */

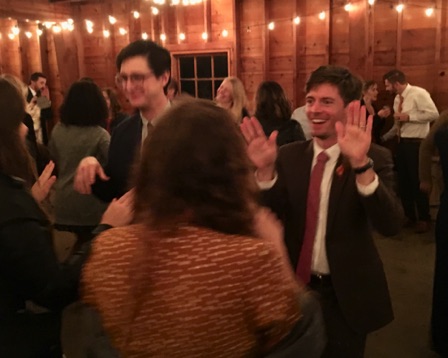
xmin=74 ymin=40 xmax=171 ymax=202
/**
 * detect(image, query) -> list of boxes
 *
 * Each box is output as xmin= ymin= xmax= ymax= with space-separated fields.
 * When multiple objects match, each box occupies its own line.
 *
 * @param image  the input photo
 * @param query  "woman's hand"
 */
xmin=100 ymin=189 xmax=135 ymax=227
xmin=31 ymin=161 xmax=56 ymax=202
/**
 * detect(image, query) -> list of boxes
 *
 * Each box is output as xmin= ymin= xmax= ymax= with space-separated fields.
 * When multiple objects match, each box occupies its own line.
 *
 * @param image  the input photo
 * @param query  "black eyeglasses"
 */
xmin=115 ymin=72 xmax=154 ymax=87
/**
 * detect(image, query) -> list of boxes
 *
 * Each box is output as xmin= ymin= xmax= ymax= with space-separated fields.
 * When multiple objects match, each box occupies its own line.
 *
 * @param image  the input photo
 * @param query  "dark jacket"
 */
xmin=92 ymin=113 xmax=142 ymax=202
xmin=262 ymin=141 xmax=403 ymax=334
xmin=260 ymin=119 xmax=306 ymax=147
xmin=0 ymin=172 xmax=87 ymax=355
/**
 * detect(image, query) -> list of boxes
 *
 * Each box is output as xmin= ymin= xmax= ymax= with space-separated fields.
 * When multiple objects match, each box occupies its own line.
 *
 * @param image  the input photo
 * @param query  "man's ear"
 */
xmin=161 ymin=71 xmax=170 ymax=87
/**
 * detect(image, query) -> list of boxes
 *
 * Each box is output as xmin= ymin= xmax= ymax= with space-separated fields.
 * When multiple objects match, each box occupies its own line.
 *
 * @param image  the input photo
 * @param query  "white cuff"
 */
xmin=356 ymin=174 xmax=379 ymax=196
xmin=255 ymin=171 xmax=278 ymax=190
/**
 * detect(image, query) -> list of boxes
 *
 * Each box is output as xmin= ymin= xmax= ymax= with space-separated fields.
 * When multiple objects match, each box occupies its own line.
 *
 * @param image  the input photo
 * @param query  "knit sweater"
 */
xmin=82 ymin=223 xmax=302 ymax=357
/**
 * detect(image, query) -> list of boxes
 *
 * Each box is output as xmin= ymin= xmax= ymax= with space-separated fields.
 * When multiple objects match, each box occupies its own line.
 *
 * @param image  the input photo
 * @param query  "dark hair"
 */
xmin=103 ymin=87 xmax=122 ymax=120
xmin=133 ymin=98 xmax=258 ymax=236
xmin=305 ymin=65 xmax=362 ymax=105
xmin=60 ymin=81 xmax=108 ymax=127
xmin=29 ymin=72 xmax=46 ymax=83
xmin=79 ymin=76 xmax=95 ymax=83
xmin=0 ymin=78 xmax=35 ymax=184
xmin=255 ymin=81 xmax=292 ymax=124
xmin=362 ymin=80 xmax=376 ymax=93
xmin=116 ymin=40 xmax=171 ymax=93
xmin=383 ymin=69 xmax=406 ymax=85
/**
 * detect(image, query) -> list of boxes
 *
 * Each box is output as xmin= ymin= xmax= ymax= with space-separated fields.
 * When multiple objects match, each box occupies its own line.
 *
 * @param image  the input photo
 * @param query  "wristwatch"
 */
xmin=353 ymin=157 xmax=374 ymax=174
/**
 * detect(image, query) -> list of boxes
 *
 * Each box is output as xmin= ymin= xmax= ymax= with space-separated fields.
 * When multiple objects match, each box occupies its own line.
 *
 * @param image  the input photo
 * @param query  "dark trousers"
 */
xmin=396 ymin=140 xmax=430 ymax=222
xmin=309 ymin=277 xmax=366 ymax=358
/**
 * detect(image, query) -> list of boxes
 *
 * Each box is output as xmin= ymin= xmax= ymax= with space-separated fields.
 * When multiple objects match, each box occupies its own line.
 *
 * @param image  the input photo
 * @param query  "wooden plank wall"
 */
xmin=2 ymin=0 xmax=448 ymax=117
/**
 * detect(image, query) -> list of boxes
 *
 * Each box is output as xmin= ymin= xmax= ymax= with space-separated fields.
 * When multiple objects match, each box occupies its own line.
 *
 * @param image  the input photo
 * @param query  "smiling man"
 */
xmin=74 ymin=40 xmax=171 ymax=201
xmin=241 ymin=65 xmax=403 ymax=357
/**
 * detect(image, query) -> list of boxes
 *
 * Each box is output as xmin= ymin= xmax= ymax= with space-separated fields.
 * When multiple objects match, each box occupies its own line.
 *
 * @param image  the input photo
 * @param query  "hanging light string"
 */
xmin=0 ymin=0 xmax=438 ymax=41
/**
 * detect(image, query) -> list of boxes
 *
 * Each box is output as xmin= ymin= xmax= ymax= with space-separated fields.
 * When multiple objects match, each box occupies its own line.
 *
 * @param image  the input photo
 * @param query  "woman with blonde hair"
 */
xmin=215 ymin=76 xmax=249 ymax=123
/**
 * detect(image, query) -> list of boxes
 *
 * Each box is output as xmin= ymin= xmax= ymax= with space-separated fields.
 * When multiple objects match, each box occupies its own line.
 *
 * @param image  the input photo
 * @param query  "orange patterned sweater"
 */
xmin=82 ymin=224 xmax=301 ymax=357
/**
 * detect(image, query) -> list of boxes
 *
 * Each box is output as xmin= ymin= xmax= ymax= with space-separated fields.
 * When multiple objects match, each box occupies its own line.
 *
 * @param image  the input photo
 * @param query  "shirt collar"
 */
xmin=312 ymin=140 xmax=340 ymax=164
xmin=140 ymin=101 xmax=171 ymax=128
xmin=401 ymin=83 xmax=411 ymax=98
xmin=29 ymin=87 xmax=36 ymax=97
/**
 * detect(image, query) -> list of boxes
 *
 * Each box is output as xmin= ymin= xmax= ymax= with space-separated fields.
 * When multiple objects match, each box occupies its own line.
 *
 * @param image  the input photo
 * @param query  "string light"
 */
xmin=160 ymin=33 xmax=166 ymax=41
xmin=221 ymin=29 xmax=228 ymax=37
xmin=179 ymin=32 xmax=186 ymax=40
xmin=37 ymin=29 xmax=43 ymax=36
xmin=396 ymin=4 xmax=404 ymax=12
xmin=25 ymin=31 xmax=32 ymax=38
xmin=268 ymin=22 xmax=275 ymax=30
xmin=8 ymin=33 xmax=15 ymax=40
xmin=103 ymin=29 xmax=110 ymax=38
xmin=201 ymin=31 xmax=208 ymax=40
xmin=133 ymin=11 xmax=140 ymax=19
xmin=425 ymin=7 xmax=434 ymax=16
xmin=142 ymin=32 xmax=149 ymax=40
xmin=11 ymin=26 xmax=20 ymax=35
xmin=344 ymin=3 xmax=353 ymax=12
xmin=52 ymin=25 xmax=62 ymax=33
xmin=293 ymin=16 xmax=300 ymax=25
xmin=368 ymin=0 xmax=375 ymax=5
xmin=119 ymin=27 xmax=127 ymax=35
xmin=151 ymin=7 xmax=159 ymax=15
xmin=108 ymin=16 xmax=117 ymax=25
xmin=319 ymin=11 xmax=326 ymax=20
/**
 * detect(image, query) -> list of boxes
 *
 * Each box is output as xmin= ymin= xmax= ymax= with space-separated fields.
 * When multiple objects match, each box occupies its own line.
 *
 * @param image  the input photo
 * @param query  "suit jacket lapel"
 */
xmin=326 ymin=155 xmax=350 ymax=235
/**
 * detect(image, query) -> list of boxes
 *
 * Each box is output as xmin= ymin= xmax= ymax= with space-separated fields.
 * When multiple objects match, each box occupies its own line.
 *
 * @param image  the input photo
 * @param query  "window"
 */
xmin=177 ymin=53 xmax=229 ymax=100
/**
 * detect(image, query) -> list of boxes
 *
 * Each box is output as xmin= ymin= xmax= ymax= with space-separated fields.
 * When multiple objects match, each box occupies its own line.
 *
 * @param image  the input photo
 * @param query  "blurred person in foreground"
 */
xmin=0 ymin=78 xmax=133 ymax=357
xmin=241 ymin=65 xmax=403 ymax=357
xmin=81 ymin=98 xmax=325 ymax=357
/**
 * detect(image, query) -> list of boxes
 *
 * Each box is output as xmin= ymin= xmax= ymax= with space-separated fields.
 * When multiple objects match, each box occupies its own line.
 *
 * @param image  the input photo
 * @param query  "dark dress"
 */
xmin=260 ymin=118 xmax=306 ymax=147
xmin=0 ymin=172 xmax=88 ymax=356
xmin=360 ymin=99 xmax=386 ymax=144
xmin=432 ymin=123 xmax=448 ymax=357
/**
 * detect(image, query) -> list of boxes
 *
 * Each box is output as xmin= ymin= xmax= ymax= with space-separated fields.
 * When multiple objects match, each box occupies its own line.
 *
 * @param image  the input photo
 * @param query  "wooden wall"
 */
xmin=1 ymin=0 xmax=448 ymax=120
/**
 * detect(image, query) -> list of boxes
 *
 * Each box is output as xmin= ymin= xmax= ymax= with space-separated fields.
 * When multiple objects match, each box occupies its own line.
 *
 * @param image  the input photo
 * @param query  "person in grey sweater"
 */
xmin=49 ymin=81 xmax=110 ymax=250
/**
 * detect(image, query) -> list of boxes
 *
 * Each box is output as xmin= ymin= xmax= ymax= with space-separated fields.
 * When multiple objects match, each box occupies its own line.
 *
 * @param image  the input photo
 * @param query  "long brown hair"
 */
xmin=133 ymin=98 xmax=258 ymax=236
xmin=0 ymin=78 xmax=35 ymax=185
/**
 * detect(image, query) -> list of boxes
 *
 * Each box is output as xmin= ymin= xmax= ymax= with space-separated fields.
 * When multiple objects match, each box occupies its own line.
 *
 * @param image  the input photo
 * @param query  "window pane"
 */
xmin=214 ymin=55 xmax=228 ymax=78
xmin=198 ymin=80 xmax=213 ymax=100
xmin=179 ymin=57 xmax=195 ymax=78
xmin=181 ymin=80 xmax=196 ymax=97
xmin=197 ymin=56 xmax=212 ymax=78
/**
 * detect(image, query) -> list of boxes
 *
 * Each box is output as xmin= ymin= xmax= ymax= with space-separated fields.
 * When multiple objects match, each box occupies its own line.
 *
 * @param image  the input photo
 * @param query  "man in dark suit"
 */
xmin=74 ymin=40 xmax=171 ymax=202
xmin=27 ymin=72 xmax=52 ymax=145
xmin=241 ymin=65 xmax=403 ymax=357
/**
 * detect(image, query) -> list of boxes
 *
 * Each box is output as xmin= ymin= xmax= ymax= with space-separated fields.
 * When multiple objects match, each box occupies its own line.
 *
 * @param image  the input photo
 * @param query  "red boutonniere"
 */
xmin=336 ymin=164 xmax=344 ymax=177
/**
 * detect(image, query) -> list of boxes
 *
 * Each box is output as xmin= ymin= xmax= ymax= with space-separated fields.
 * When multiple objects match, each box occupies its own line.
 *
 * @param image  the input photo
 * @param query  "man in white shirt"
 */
xmin=241 ymin=65 xmax=403 ymax=357
xmin=382 ymin=69 xmax=439 ymax=233
xmin=291 ymin=105 xmax=312 ymax=140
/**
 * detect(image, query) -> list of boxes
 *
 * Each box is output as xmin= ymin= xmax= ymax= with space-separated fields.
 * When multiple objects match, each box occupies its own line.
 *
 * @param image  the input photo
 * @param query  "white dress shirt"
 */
xmin=257 ymin=141 xmax=379 ymax=275
xmin=382 ymin=84 xmax=439 ymax=140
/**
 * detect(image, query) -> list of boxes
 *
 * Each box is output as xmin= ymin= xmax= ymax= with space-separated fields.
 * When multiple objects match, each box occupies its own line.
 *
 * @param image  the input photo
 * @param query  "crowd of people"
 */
xmin=0 ymin=38 xmax=447 ymax=358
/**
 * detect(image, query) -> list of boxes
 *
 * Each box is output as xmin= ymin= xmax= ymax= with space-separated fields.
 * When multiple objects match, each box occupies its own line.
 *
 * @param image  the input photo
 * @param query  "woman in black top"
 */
xmin=255 ymin=81 xmax=305 ymax=146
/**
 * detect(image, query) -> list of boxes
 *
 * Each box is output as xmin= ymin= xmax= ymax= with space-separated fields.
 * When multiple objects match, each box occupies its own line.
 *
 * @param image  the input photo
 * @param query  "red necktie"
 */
xmin=296 ymin=151 xmax=329 ymax=284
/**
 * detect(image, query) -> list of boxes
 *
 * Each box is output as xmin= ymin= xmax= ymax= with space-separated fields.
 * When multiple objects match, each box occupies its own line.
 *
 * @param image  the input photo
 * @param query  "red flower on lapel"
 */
xmin=336 ymin=164 xmax=344 ymax=177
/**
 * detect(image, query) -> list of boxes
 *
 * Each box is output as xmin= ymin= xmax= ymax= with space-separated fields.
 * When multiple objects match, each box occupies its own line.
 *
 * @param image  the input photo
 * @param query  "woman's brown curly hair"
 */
xmin=133 ymin=98 xmax=258 ymax=236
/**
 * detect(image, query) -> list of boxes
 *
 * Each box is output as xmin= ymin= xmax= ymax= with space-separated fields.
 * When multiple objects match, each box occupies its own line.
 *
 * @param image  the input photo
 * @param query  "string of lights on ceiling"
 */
xmin=0 ymin=0 xmax=439 ymax=42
